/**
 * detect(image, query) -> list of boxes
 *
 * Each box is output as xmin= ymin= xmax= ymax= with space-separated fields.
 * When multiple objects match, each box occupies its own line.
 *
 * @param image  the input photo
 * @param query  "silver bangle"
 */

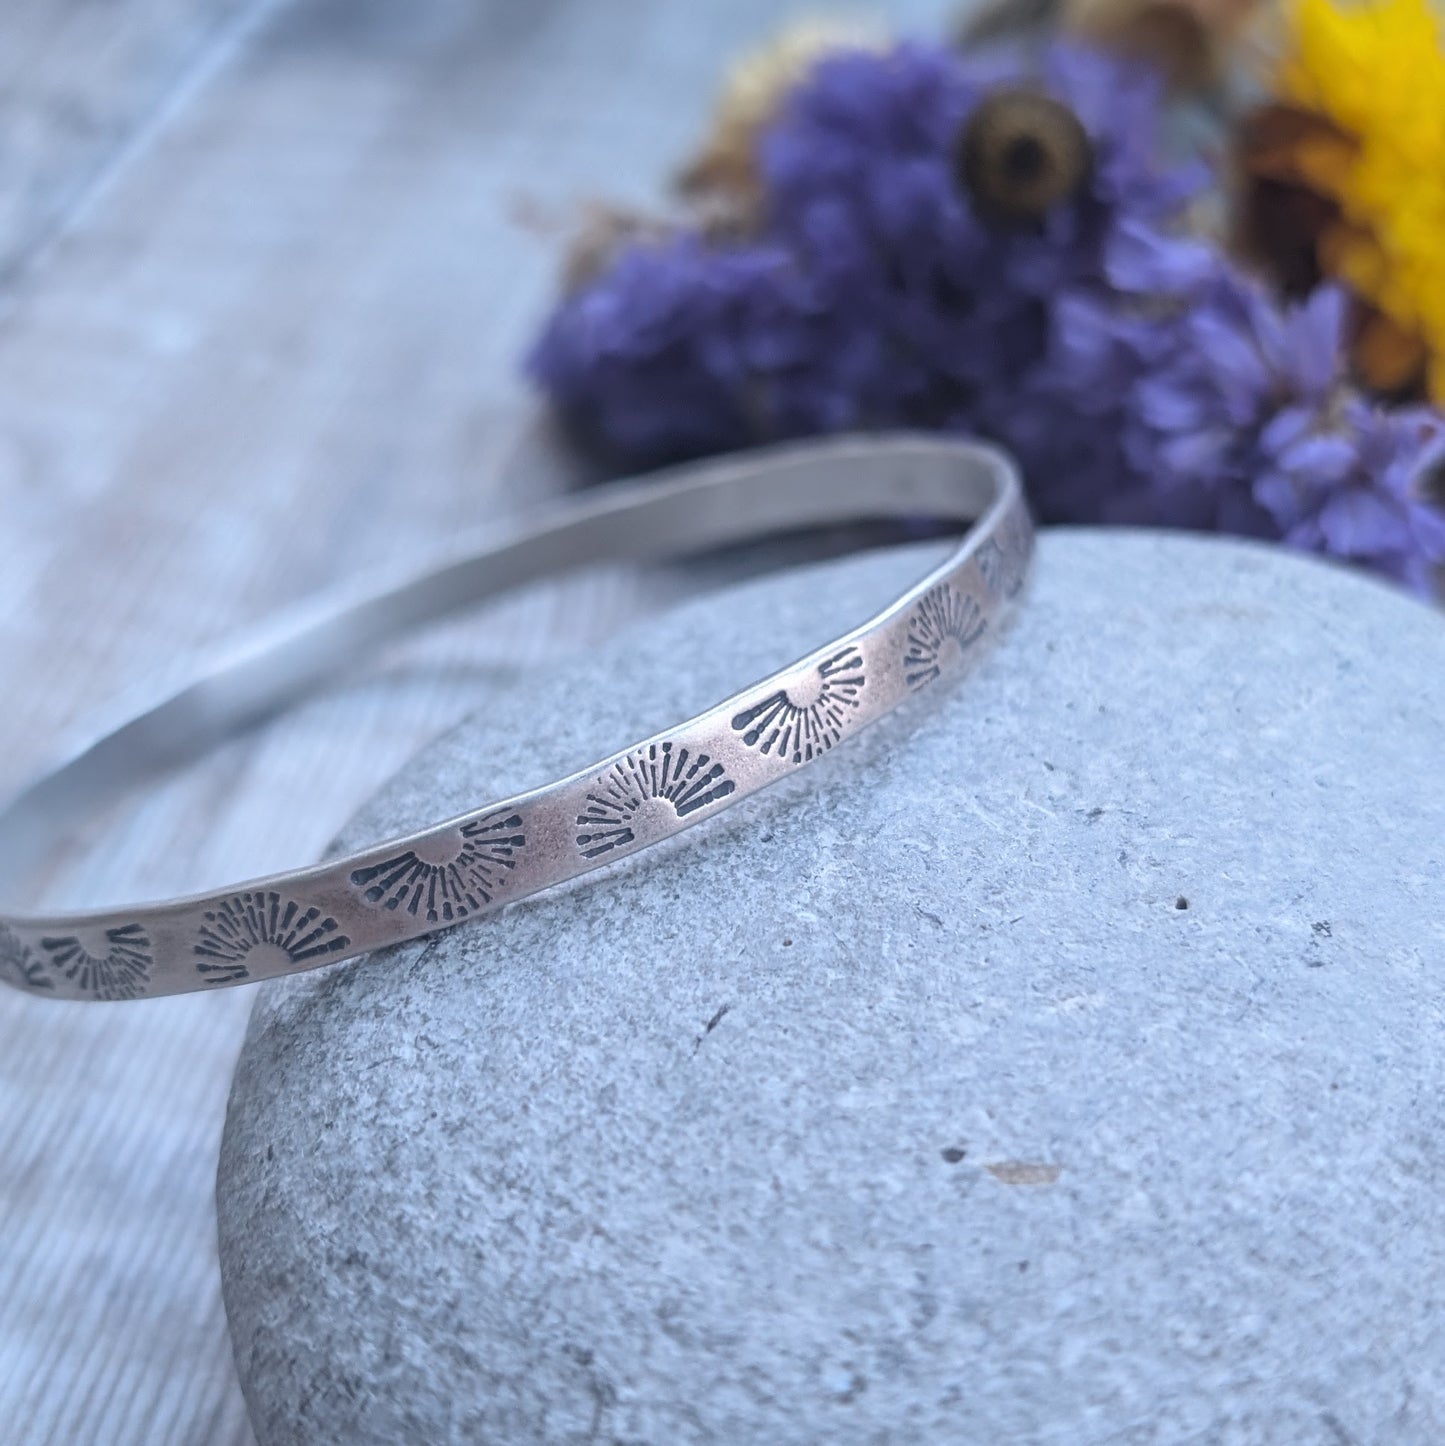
xmin=0 ymin=435 xmax=1031 ymax=1002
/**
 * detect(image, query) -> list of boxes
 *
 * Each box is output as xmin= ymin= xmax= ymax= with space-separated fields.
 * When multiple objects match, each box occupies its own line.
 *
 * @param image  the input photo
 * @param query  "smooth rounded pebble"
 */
xmin=219 ymin=530 xmax=1445 ymax=1446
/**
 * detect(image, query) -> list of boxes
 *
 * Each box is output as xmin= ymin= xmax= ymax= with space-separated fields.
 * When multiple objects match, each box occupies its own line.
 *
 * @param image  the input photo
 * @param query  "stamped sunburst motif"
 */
xmin=977 ymin=508 xmax=1035 ymax=598
xmin=194 ymin=891 xmax=349 ymax=986
xmin=350 ymin=811 xmax=527 ymax=923
xmin=731 ymin=645 xmax=867 ymax=763
xmin=903 ymin=584 xmax=987 ymax=690
xmin=977 ymin=508 xmax=1032 ymax=600
xmin=1003 ymin=508 xmax=1033 ymax=591
xmin=576 ymin=742 xmax=736 ymax=860
xmin=40 ymin=922 xmax=152 ymax=1001
xmin=976 ymin=537 xmax=1013 ymax=599
xmin=0 ymin=921 xmax=52 ymax=993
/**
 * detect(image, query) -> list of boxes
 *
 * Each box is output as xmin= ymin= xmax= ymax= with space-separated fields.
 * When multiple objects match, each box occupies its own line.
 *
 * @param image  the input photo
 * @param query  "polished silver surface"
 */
xmin=0 ymin=435 xmax=1032 ymax=1001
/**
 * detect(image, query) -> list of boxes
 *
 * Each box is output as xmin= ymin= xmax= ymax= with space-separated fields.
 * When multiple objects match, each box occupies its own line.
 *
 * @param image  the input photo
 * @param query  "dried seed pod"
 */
xmin=956 ymin=89 xmax=1092 ymax=222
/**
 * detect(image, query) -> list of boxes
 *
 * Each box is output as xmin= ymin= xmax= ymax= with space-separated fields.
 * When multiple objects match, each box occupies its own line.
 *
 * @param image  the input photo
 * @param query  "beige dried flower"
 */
xmin=678 ymin=17 xmax=890 ymax=199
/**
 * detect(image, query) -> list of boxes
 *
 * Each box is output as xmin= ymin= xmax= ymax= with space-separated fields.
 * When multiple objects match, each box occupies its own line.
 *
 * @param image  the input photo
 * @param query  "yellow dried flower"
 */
xmin=1272 ymin=0 xmax=1445 ymax=399
xmin=679 ymin=17 xmax=890 ymax=197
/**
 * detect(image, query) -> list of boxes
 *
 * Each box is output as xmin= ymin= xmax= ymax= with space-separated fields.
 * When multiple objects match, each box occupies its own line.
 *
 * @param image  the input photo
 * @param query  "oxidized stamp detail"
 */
xmin=975 ymin=537 xmax=1012 ymax=598
xmin=194 ymin=891 xmax=349 ymax=985
xmin=903 ymin=584 xmax=987 ymax=690
xmin=0 ymin=443 xmax=1028 ymax=1003
xmin=350 ymin=812 xmax=527 ymax=923
xmin=731 ymin=645 xmax=867 ymax=763
xmin=989 ymin=508 xmax=1035 ymax=598
xmin=0 ymin=922 xmax=52 ymax=992
xmin=40 ymin=922 xmax=152 ymax=1001
xmin=979 ymin=506 xmax=1032 ymax=599
xmin=576 ymin=743 xmax=736 ymax=859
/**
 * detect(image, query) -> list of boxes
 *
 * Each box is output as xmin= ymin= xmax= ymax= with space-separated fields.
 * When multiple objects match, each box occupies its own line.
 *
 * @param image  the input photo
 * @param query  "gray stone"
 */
xmin=218 ymin=530 xmax=1445 ymax=1446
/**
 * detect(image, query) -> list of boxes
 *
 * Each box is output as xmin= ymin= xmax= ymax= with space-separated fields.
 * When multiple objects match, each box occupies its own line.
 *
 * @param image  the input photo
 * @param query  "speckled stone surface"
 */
xmin=218 ymin=530 xmax=1445 ymax=1446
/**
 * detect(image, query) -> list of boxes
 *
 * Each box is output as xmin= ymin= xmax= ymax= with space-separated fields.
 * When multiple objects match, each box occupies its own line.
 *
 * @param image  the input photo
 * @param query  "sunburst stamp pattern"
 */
xmin=576 ymin=743 xmax=736 ymax=860
xmin=0 ymin=922 xmax=52 ymax=992
xmin=40 ymin=922 xmax=152 ymax=1000
xmin=194 ymin=891 xmax=349 ymax=986
xmin=731 ymin=645 xmax=867 ymax=764
xmin=903 ymin=584 xmax=987 ymax=690
xmin=979 ymin=507 xmax=1033 ymax=599
xmin=350 ymin=811 xmax=527 ymax=923
xmin=976 ymin=537 xmax=1012 ymax=599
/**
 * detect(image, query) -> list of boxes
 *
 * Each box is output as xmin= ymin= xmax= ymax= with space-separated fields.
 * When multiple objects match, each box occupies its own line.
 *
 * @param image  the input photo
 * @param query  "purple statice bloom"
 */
xmin=1007 ymin=266 xmax=1445 ymax=593
xmin=1105 ymin=267 xmax=1337 ymax=535
xmin=530 ymin=40 xmax=1200 ymax=466
xmin=530 ymin=239 xmax=804 ymax=461
xmin=1255 ymin=400 xmax=1445 ymax=594
xmin=753 ymin=41 xmax=1204 ymax=426
xmin=976 ymin=285 xmax=1152 ymax=525
xmin=529 ymin=237 xmax=901 ymax=458
xmin=759 ymin=42 xmax=1198 ymax=302
xmin=1122 ymin=270 xmax=1345 ymax=536
xmin=526 ymin=39 xmax=1445 ymax=594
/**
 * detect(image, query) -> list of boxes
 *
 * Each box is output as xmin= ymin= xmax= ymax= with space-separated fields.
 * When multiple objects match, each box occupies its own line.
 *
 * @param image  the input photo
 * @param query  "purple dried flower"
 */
xmin=1255 ymin=401 xmax=1445 ymax=592
xmin=1053 ymin=265 xmax=1335 ymax=534
xmin=530 ymin=238 xmax=832 ymax=459
xmin=759 ymin=42 xmax=1197 ymax=291
xmin=1006 ymin=269 xmax=1445 ymax=591
xmin=1127 ymin=277 xmax=1344 ymax=536
xmin=531 ymin=40 xmax=1197 ymax=464
xmin=527 ymin=38 xmax=1445 ymax=595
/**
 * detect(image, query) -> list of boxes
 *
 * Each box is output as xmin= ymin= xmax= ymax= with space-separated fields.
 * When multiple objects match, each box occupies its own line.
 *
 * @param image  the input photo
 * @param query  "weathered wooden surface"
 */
xmin=0 ymin=1 xmax=958 ymax=1442
xmin=0 ymin=0 xmax=254 ymax=287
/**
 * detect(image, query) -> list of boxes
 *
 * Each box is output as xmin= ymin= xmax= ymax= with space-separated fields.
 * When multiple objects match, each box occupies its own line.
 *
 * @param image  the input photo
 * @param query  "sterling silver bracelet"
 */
xmin=0 ymin=435 xmax=1031 ymax=1002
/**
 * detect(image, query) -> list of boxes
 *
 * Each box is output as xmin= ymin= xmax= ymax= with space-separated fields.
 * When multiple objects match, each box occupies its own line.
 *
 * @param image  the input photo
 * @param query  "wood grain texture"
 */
xmin=0 ymin=0 xmax=258 ymax=288
xmin=0 ymin=0 xmax=959 ymax=1441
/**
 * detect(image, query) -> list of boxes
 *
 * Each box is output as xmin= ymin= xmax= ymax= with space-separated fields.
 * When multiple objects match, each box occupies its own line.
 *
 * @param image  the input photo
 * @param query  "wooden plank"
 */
xmin=0 ymin=1 xmax=961 ymax=1442
xmin=0 ymin=0 xmax=257 ymax=285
